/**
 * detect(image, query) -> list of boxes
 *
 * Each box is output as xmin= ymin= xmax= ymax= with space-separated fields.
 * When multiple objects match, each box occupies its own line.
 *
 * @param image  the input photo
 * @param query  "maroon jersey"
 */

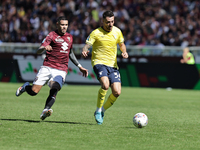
xmin=41 ymin=30 xmax=73 ymax=73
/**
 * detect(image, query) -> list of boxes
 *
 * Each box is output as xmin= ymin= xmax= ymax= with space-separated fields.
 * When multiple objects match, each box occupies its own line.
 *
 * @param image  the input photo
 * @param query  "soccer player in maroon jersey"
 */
xmin=15 ymin=16 xmax=88 ymax=120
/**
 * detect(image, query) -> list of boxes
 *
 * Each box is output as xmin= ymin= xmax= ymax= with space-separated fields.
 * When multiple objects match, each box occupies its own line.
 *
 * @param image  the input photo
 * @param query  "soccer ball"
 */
xmin=133 ymin=112 xmax=148 ymax=128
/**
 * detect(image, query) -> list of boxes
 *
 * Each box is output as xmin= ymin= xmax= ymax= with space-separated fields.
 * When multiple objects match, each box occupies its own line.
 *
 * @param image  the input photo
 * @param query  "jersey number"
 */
xmin=114 ymin=72 xmax=120 ymax=79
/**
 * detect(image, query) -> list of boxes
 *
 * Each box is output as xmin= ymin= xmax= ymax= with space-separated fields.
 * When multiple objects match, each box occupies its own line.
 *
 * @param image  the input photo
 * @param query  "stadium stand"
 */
xmin=0 ymin=0 xmax=200 ymax=48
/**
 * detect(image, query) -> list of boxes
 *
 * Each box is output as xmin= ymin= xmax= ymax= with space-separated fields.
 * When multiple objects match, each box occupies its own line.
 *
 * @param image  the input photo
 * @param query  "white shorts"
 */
xmin=33 ymin=66 xmax=67 ymax=88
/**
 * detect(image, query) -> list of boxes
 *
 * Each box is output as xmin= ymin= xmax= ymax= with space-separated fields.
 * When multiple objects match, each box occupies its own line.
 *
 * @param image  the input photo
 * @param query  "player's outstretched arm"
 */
xmin=69 ymin=49 xmax=88 ymax=77
xmin=79 ymin=66 xmax=88 ymax=77
xmin=82 ymin=44 xmax=91 ymax=58
xmin=119 ymin=43 xmax=128 ymax=58
xmin=37 ymin=45 xmax=53 ymax=54
xmin=37 ymin=46 xmax=46 ymax=54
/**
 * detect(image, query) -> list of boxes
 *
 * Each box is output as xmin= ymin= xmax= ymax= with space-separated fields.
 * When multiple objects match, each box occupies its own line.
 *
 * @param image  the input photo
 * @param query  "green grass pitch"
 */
xmin=1 ymin=82 xmax=200 ymax=150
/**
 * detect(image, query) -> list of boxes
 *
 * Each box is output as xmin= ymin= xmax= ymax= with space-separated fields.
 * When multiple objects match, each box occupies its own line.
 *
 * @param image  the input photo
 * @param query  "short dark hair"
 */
xmin=57 ymin=16 xmax=68 ymax=23
xmin=103 ymin=11 xmax=114 ymax=19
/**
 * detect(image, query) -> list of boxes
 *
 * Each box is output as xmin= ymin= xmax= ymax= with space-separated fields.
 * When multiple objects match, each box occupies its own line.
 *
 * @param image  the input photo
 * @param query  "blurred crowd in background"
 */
xmin=1 ymin=0 xmax=200 ymax=48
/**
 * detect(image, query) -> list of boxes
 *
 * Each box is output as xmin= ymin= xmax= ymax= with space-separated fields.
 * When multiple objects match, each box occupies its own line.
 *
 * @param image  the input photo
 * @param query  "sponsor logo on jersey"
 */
xmin=60 ymin=42 xmax=69 ymax=53
xmin=55 ymin=36 xmax=64 ymax=42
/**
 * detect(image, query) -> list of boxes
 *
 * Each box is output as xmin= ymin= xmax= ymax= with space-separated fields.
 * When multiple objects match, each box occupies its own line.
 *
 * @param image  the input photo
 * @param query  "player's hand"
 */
xmin=45 ymin=45 xmax=53 ymax=51
xmin=122 ymin=52 xmax=128 ymax=58
xmin=79 ymin=67 xmax=88 ymax=77
xmin=180 ymin=59 xmax=185 ymax=63
xmin=82 ymin=50 xmax=89 ymax=58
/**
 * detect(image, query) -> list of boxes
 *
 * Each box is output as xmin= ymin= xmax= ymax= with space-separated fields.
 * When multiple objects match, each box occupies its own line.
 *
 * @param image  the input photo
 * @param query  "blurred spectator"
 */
xmin=87 ymin=0 xmax=99 ymax=9
xmin=180 ymin=47 xmax=195 ymax=64
xmin=30 ymin=13 xmax=40 ymax=30
xmin=17 ymin=7 xmax=25 ymax=18
xmin=1 ymin=0 xmax=200 ymax=46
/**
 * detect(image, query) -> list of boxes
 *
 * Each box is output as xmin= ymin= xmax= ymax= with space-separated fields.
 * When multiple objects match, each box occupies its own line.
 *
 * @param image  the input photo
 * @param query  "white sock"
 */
xmin=96 ymin=107 xmax=102 ymax=112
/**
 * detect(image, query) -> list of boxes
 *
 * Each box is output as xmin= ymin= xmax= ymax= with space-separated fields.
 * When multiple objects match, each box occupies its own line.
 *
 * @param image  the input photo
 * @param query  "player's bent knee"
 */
xmin=113 ymin=91 xmax=121 ymax=97
xmin=101 ymin=82 xmax=109 ymax=90
xmin=102 ymin=85 xmax=109 ymax=90
xmin=49 ymin=81 xmax=61 ymax=90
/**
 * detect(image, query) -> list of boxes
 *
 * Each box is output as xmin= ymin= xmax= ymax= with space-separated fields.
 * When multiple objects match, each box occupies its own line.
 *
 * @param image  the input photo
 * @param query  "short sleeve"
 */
xmin=86 ymin=31 xmax=95 ymax=45
xmin=118 ymin=30 xmax=124 ymax=44
xmin=41 ymin=33 xmax=53 ymax=47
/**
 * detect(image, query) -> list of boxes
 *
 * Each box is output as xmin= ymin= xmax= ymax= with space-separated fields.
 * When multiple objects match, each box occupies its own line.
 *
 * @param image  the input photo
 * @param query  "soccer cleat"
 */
xmin=16 ymin=82 xmax=30 ymax=97
xmin=101 ymin=111 xmax=104 ymax=119
xmin=94 ymin=111 xmax=103 ymax=125
xmin=40 ymin=109 xmax=53 ymax=120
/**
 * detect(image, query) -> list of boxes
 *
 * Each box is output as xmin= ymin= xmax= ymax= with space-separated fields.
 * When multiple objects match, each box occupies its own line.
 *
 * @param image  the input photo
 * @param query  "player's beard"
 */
xmin=59 ymin=28 xmax=67 ymax=35
xmin=108 ymin=26 xmax=113 ymax=31
xmin=105 ymin=25 xmax=112 ymax=32
xmin=61 ymin=29 xmax=67 ymax=34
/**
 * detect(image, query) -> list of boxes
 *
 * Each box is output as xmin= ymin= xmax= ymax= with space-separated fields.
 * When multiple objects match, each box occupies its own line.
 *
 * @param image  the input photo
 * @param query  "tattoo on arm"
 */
xmin=83 ymin=44 xmax=91 ymax=52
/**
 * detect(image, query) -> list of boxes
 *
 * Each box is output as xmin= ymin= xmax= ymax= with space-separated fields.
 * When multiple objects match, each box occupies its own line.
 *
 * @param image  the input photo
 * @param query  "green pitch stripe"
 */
xmin=127 ymin=65 xmax=140 ymax=87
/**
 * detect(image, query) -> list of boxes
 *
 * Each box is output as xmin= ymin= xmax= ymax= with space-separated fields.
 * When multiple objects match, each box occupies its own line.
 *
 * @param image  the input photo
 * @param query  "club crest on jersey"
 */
xmin=99 ymin=71 xmax=103 ymax=75
xmin=113 ymin=34 xmax=117 ymax=39
xmin=67 ymin=37 xmax=71 ymax=42
xmin=55 ymin=36 xmax=64 ymax=42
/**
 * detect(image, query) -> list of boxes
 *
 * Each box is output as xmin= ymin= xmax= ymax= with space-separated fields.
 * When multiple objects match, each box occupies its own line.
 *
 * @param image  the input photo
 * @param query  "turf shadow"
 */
xmin=0 ymin=118 xmax=95 ymax=125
